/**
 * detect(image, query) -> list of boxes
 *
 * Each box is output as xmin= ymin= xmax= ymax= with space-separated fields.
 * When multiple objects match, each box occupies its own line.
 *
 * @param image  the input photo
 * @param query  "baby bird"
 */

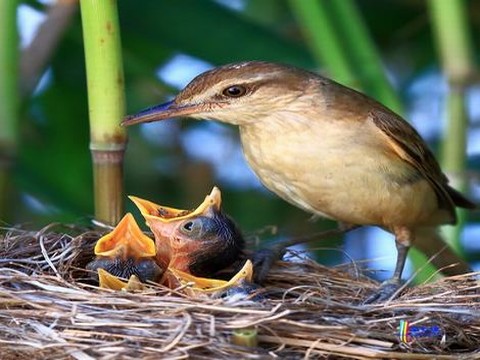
xmin=130 ymin=187 xmax=245 ymax=278
xmin=86 ymin=213 xmax=162 ymax=284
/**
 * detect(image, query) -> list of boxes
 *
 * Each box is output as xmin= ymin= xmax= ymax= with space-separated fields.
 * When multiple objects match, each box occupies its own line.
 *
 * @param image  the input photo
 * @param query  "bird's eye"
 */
xmin=222 ymin=85 xmax=247 ymax=98
xmin=180 ymin=219 xmax=204 ymax=237
xmin=182 ymin=221 xmax=195 ymax=232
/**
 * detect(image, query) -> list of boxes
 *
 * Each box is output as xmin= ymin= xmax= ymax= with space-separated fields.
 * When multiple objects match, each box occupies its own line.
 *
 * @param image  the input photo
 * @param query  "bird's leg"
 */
xmin=364 ymin=227 xmax=412 ymax=303
xmin=252 ymin=223 xmax=359 ymax=284
xmin=392 ymin=240 xmax=409 ymax=281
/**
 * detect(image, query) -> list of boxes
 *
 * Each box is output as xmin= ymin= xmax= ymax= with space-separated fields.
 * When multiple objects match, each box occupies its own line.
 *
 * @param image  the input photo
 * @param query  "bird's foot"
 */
xmin=363 ymin=278 xmax=404 ymax=304
xmin=218 ymin=281 xmax=265 ymax=302
xmin=251 ymin=245 xmax=286 ymax=284
xmin=251 ymin=226 xmax=358 ymax=284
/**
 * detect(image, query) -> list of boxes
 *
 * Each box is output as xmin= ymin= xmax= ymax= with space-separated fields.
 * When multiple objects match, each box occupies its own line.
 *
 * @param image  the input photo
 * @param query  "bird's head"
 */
xmin=86 ymin=213 xmax=162 ymax=283
xmin=122 ymin=61 xmax=315 ymax=127
xmin=130 ymin=187 xmax=244 ymax=277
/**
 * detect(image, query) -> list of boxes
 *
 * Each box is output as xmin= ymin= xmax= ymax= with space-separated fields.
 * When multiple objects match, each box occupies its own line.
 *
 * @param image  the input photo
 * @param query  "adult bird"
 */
xmin=122 ymin=61 xmax=476 ymax=301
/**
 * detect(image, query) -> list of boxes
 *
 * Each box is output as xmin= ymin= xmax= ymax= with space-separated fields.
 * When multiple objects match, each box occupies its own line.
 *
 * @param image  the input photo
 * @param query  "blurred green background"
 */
xmin=1 ymin=0 xmax=479 ymax=276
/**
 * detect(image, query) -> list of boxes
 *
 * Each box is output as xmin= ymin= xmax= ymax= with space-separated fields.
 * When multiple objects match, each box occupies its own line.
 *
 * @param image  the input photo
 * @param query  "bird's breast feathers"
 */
xmin=239 ymin=113 xmax=445 ymax=227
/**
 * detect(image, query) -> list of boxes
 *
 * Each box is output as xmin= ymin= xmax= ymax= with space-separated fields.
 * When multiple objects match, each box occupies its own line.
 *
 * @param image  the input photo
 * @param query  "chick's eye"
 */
xmin=222 ymin=85 xmax=247 ymax=98
xmin=183 ymin=221 xmax=194 ymax=232
xmin=180 ymin=219 xmax=203 ymax=236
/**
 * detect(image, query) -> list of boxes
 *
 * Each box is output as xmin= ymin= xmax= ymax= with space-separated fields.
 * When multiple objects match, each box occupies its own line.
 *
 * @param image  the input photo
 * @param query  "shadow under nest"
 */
xmin=0 ymin=224 xmax=479 ymax=360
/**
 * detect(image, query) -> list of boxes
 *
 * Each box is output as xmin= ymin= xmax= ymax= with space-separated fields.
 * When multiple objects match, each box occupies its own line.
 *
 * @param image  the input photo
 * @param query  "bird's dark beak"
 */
xmin=121 ymin=100 xmax=201 ymax=126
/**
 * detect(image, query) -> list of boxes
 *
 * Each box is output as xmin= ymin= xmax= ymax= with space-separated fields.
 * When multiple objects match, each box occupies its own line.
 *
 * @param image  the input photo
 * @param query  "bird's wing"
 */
xmin=370 ymin=109 xmax=457 ymax=221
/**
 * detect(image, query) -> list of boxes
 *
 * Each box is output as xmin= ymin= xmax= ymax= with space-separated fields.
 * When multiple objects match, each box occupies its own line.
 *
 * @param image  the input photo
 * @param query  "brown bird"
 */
xmin=122 ymin=61 xmax=476 ymax=301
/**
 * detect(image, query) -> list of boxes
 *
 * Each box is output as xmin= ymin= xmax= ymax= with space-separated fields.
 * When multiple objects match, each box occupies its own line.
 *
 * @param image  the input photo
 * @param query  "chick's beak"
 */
xmin=97 ymin=268 xmax=145 ymax=291
xmin=169 ymin=260 xmax=253 ymax=295
xmin=129 ymin=186 xmax=221 ymax=226
xmin=121 ymin=100 xmax=203 ymax=126
xmin=94 ymin=213 xmax=156 ymax=259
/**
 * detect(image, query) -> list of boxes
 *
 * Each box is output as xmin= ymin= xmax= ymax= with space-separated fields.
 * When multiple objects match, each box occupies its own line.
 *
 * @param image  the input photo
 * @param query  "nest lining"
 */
xmin=0 ymin=224 xmax=479 ymax=360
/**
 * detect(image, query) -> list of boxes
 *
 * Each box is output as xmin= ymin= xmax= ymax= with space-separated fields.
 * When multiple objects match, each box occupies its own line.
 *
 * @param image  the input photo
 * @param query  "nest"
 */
xmin=0 ymin=224 xmax=479 ymax=359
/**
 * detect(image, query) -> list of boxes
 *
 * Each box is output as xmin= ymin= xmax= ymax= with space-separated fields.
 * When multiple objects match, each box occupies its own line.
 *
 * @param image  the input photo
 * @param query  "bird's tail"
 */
xmin=413 ymin=227 xmax=471 ymax=276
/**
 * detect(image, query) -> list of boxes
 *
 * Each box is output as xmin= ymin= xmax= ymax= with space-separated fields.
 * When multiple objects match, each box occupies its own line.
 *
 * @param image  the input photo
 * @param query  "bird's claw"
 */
xmin=218 ymin=281 xmax=265 ymax=302
xmin=251 ymin=245 xmax=287 ymax=284
xmin=363 ymin=278 xmax=404 ymax=304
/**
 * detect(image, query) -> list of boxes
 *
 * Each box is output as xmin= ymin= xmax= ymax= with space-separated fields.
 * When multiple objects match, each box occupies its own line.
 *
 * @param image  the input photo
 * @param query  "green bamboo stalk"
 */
xmin=287 ymin=0 xmax=357 ymax=87
xmin=440 ymin=89 xmax=468 ymax=257
xmin=429 ymin=0 xmax=474 ymax=253
xmin=408 ymin=0 xmax=475 ymax=284
xmin=80 ymin=0 xmax=127 ymax=225
xmin=0 ymin=0 xmax=19 ymax=222
xmin=429 ymin=0 xmax=475 ymax=85
xmin=328 ymin=0 xmax=403 ymax=114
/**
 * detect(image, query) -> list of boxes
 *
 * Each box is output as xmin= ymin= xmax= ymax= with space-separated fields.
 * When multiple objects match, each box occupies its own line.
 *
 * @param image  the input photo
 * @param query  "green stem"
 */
xmin=429 ymin=0 xmax=474 ymax=252
xmin=287 ymin=0 xmax=357 ymax=87
xmin=0 ymin=0 xmax=19 ymax=222
xmin=411 ymin=0 xmax=475 ymax=283
xmin=328 ymin=0 xmax=403 ymax=114
xmin=439 ymin=88 xmax=468 ymax=255
xmin=80 ymin=0 xmax=127 ymax=225
xmin=428 ymin=0 xmax=475 ymax=84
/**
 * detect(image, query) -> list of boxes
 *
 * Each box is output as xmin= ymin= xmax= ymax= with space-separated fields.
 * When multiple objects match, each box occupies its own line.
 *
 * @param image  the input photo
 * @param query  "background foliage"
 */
xmin=2 ymin=0 xmax=480 ymax=274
